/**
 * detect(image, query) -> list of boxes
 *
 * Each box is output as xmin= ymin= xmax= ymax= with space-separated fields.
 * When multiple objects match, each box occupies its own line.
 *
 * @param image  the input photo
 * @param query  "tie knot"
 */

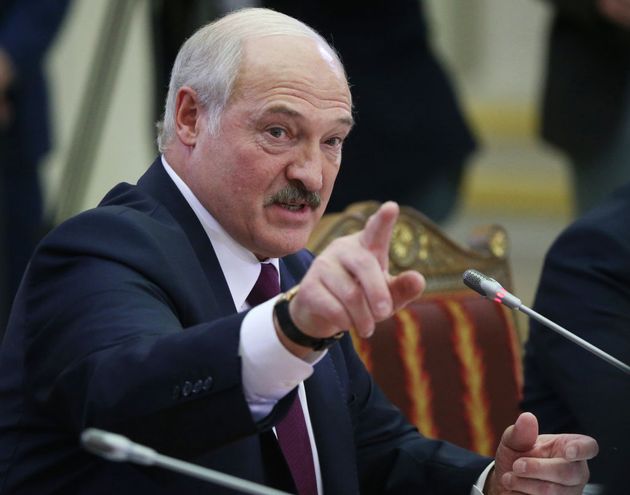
xmin=247 ymin=263 xmax=280 ymax=306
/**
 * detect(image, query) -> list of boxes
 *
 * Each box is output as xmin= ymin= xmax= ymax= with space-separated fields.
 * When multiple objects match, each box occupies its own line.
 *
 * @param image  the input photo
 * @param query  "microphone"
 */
xmin=81 ymin=429 xmax=291 ymax=495
xmin=462 ymin=269 xmax=630 ymax=375
xmin=82 ymin=428 xmax=156 ymax=464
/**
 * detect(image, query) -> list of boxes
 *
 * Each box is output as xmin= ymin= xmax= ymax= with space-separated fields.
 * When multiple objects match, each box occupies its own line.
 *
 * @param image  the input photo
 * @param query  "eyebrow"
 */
xmin=262 ymin=104 xmax=355 ymax=129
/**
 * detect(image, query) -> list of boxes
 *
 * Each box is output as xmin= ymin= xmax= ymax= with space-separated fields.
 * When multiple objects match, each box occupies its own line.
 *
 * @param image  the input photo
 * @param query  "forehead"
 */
xmin=231 ymin=35 xmax=353 ymax=120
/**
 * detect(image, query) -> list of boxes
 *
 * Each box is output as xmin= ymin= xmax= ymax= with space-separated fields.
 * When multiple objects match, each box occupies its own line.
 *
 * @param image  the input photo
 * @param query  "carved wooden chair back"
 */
xmin=308 ymin=201 xmax=523 ymax=455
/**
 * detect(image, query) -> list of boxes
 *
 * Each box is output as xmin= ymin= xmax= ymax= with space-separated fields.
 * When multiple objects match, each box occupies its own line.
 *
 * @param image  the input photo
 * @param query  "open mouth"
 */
xmin=278 ymin=202 xmax=307 ymax=212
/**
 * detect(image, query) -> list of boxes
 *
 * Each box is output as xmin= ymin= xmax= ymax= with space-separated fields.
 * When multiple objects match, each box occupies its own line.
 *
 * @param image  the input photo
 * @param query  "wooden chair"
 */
xmin=308 ymin=201 xmax=523 ymax=456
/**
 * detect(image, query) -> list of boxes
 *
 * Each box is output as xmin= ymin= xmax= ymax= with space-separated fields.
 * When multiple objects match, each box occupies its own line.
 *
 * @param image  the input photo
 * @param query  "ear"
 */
xmin=174 ymin=86 xmax=202 ymax=146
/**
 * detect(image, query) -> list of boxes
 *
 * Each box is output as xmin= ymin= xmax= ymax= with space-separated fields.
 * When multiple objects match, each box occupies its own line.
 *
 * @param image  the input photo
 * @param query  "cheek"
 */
xmin=229 ymin=165 xmax=270 ymax=199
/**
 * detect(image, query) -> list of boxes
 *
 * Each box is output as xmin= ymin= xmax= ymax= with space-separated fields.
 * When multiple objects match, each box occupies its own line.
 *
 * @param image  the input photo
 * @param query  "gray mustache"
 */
xmin=267 ymin=184 xmax=321 ymax=209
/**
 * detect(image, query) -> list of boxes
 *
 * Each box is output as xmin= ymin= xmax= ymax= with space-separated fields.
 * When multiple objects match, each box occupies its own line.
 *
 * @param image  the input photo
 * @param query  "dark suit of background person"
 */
xmin=0 ymin=0 xmax=70 ymax=331
xmin=540 ymin=0 xmax=630 ymax=215
xmin=261 ymin=0 xmax=476 ymax=222
xmin=0 ymin=157 xmax=492 ymax=494
xmin=522 ymin=182 xmax=630 ymax=493
xmin=150 ymin=0 xmax=219 ymax=128
xmin=150 ymin=0 xmax=476 ymax=223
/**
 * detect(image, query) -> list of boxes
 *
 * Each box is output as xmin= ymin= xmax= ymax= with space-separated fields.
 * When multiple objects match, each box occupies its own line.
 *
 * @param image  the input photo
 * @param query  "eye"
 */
xmin=267 ymin=127 xmax=287 ymax=139
xmin=325 ymin=136 xmax=344 ymax=148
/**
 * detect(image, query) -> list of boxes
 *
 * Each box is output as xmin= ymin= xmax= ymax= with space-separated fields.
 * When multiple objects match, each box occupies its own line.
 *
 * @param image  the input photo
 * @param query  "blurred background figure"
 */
xmin=151 ymin=0 xmax=257 ymax=126
xmin=151 ymin=0 xmax=476 ymax=224
xmin=0 ymin=0 xmax=70 ymax=329
xmin=262 ymin=0 xmax=476 ymax=222
xmin=539 ymin=0 xmax=630 ymax=215
xmin=522 ymin=181 xmax=630 ymax=494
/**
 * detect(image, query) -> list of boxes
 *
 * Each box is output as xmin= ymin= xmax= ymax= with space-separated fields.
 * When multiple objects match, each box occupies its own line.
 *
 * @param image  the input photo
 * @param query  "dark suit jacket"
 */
xmin=0 ymin=158 xmax=490 ymax=494
xmin=522 ymin=182 xmax=630 ymax=492
xmin=541 ymin=0 xmax=630 ymax=160
xmin=262 ymin=0 xmax=476 ymax=216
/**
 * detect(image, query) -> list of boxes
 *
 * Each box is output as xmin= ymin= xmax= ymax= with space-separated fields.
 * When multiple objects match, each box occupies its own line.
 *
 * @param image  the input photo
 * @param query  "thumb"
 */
xmin=388 ymin=271 xmax=426 ymax=312
xmin=502 ymin=412 xmax=538 ymax=454
xmin=493 ymin=412 xmax=539 ymax=491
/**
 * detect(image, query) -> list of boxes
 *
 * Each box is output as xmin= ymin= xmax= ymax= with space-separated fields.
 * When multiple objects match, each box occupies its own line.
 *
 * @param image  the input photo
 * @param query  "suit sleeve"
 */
xmin=21 ymin=207 xmax=273 ymax=458
xmin=522 ymin=217 xmax=630 ymax=484
xmin=541 ymin=0 xmax=630 ymax=36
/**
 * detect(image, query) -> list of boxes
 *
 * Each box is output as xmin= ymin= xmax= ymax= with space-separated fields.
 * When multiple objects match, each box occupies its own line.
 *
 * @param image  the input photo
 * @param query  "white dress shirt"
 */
xmin=160 ymin=156 xmax=491 ymax=494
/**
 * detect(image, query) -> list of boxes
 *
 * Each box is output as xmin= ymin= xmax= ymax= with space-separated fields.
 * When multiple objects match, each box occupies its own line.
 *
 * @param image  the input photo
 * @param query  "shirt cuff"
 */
xmin=239 ymin=296 xmax=327 ymax=421
xmin=471 ymin=461 xmax=494 ymax=494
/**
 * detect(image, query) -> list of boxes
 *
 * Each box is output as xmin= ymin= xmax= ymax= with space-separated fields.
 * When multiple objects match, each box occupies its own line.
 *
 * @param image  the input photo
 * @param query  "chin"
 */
xmin=256 ymin=232 xmax=310 ymax=259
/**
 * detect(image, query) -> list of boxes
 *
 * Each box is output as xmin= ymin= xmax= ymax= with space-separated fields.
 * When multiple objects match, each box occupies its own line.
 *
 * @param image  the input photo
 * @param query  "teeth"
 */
xmin=282 ymin=203 xmax=302 ymax=211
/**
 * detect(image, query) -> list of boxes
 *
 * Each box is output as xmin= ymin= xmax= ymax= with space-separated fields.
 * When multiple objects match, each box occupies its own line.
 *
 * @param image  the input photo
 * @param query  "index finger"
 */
xmin=359 ymin=201 xmax=399 ymax=269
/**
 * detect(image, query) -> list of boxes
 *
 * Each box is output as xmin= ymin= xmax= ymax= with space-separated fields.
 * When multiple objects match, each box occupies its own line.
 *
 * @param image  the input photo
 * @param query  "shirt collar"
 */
xmin=161 ymin=155 xmax=280 ymax=310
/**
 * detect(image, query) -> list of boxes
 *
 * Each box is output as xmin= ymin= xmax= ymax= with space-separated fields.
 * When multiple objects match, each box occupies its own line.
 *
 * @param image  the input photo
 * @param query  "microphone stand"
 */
xmin=518 ymin=305 xmax=630 ymax=375
xmin=462 ymin=269 xmax=630 ymax=375
xmin=147 ymin=451 xmax=291 ymax=495
xmin=81 ymin=428 xmax=291 ymax=495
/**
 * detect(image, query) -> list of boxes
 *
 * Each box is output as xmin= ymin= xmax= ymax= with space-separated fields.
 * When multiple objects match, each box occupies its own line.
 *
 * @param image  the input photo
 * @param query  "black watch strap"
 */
xmin=274 ymin=286 xmax=344 ymax=351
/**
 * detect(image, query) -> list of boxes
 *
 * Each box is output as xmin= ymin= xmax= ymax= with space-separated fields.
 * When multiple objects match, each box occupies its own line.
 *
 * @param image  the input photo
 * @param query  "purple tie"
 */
xmin=247 ymin=264 xmax=318 ymax=495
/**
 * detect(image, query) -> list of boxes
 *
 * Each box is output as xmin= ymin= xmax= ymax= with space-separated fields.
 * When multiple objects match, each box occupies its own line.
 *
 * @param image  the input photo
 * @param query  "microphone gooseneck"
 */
xmin=462 ymin=269 xmax=630 ymax=375
xmin=81 ymin=429 xmax=291 ymax=495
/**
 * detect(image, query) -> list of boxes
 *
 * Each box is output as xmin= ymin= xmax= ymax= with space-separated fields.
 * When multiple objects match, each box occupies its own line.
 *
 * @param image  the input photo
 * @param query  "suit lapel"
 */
xmin=135 ymin=168 xmax=361 ymax=491
xmin=136 ymin=158 xmax=236 ymax=317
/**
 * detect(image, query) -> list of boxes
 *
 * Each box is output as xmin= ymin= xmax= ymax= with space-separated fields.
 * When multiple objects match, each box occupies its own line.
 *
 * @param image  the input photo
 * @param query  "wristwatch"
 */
xmin=274 ymin=285 xmax=344 ymax=351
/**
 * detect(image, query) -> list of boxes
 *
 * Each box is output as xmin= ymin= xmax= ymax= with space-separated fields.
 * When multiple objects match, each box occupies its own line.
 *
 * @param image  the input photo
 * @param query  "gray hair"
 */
xmin=156 ymin=8 xmax=346 ymax=152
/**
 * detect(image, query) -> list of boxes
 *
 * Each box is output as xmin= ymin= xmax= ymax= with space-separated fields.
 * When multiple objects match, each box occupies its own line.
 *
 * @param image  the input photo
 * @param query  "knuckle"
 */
xmin=355 ymin=317 xmax=375 ymax=337
xmin=347 ymin=252 xmax=372 ymax=271
xmin=312 ymin=255 xmax=335 ymax=272
xmin=342 ymin=283 xmax=362 ymax=304
xmin=537 ymin=481 xmax=560 ymax=495
xmin=526 ymin=458 xmax=539 ymax=472
xmin=328 ymin=305 xmax=350 ymax=328
xmin=541 ymin=483 xmax=554 ymax=495
xmin=576 ymin=462 xmax=590 ymax=485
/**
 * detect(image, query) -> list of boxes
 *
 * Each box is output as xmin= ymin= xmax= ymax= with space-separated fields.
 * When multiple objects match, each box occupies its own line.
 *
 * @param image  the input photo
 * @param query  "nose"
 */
xmin=286 ymin=141 xmax=324 ymax=191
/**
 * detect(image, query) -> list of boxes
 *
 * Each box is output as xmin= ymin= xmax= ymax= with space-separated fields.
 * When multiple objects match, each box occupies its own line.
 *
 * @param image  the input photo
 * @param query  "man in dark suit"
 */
xmin=0 ymin=0 xmax=70 ymax=329
xmin=0 ymin=8 xmax=597 ymax=494
xmin=523 ymin=182 xmax=630 ymax=494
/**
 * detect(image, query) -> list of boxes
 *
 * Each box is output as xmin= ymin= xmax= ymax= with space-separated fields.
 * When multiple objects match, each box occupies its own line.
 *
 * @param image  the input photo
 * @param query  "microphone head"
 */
xmin=462 ymin=268 xmax=522 ymax=309
xmin=81 ymin=428 xmax=156 ymax=465
xmin=81 ymin=428 xmax=130 ymax=462
xmin=462 ymin=269 xmax=485 ymax=296
xmin=81 ymin=429 xmax=119 ymax=459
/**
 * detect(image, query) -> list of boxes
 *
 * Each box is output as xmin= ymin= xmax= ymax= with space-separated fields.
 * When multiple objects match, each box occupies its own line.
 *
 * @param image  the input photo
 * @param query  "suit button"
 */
xmin=172 ymin=384 xmax=181 ymax=399
xmin=202 ymin=376 xmax=213 ymax=391
xmin=192 ymin=379 xmax=203 ymax=394
xmin=182 ymin=380 xmax=193 ymax=397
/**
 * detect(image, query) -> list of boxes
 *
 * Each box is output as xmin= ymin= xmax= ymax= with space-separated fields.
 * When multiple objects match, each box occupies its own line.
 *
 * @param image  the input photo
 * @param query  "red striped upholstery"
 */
xmin=308 ymin=201 xmax=523 ymax=456
xmin=350 ymin=292 xmax=522 ymax=455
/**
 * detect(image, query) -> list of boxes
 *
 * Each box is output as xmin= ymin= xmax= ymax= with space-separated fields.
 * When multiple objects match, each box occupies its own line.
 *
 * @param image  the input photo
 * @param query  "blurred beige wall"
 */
xmin=43 ymin=0 xmax=154 ymax=220
xmin=431 ymin=0 xmax=551 ymax=102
